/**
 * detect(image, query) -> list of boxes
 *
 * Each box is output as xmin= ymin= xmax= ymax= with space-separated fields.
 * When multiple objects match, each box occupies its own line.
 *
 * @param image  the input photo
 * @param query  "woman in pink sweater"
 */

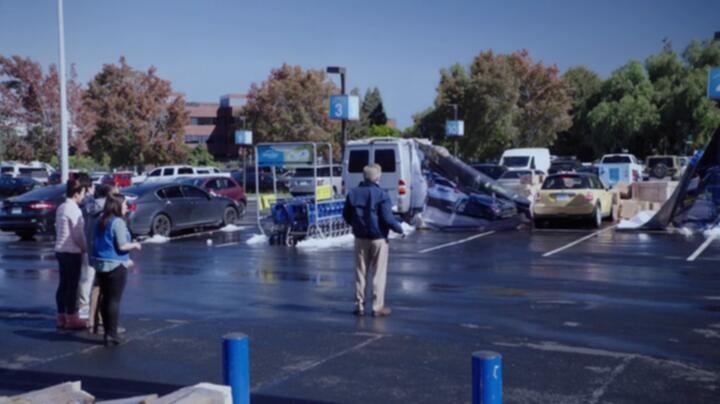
xmin=54 ymin=179 xmax=89 ymax=330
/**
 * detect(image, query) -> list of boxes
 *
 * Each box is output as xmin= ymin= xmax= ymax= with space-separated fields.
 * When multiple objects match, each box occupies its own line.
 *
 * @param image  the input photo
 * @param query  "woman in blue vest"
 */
xmin=91 ymin=193 xmax=142 ymax=346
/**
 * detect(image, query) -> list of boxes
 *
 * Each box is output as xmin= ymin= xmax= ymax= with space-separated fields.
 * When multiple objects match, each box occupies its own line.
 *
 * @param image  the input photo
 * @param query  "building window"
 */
xmin=190 ymin=117 xmax=217 ymax=125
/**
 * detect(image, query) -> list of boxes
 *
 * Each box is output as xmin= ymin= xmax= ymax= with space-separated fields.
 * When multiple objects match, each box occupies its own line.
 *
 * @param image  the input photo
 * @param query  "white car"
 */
xmin=136 ymin=165 xmax=229 ymax=184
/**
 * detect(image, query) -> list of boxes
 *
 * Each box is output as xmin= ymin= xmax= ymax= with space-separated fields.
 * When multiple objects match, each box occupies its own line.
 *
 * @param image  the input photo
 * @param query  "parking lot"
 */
xmin=0 ymin=200 xmax=718 ymax=403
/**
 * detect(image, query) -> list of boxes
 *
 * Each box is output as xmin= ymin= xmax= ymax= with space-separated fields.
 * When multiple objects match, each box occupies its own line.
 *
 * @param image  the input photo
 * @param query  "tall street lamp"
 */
xmin=57 ymin=0 xmax=69 ymax=182
xmin=326 ymin=66 xmax=347 ymax=155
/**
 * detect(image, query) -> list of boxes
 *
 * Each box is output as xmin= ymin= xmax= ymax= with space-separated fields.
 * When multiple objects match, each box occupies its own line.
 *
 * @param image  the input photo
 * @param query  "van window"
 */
xmin=162 ymin=168 xmax=174 ymax=176
xmin=502 ymin=156 xmax=530 ymax=168
xmin=348 ymin=150 xmax=369 ymax=173
xmin=601 ymin=155 xmax=632 ymax=164
xmin=374 ymin=149 xmax=396 ymax=172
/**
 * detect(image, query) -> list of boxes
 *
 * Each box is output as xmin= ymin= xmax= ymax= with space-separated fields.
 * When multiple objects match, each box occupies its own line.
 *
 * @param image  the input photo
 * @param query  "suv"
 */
xmin=644 ymin=155 xmax=683 ymax=180
xmin=289 ymin=165 xmax=342 ymax=196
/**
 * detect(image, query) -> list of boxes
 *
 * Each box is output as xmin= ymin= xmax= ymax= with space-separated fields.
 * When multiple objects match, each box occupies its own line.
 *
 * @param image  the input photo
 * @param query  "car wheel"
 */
xmin=15 ymin=231 xmax=35 ymax=241
xmin=236 ymin=201 xmax=247 ymax=217
xmin=223 ymin=206 xmax=238 ymax=226
xmin=151 ymin=214 xmax=172 ymax=237
xmin=604 ymin=205 xmax=614 ymax=222
xmin=652 ymin=163 xmax=668 ymax=179
xmin=591 ymin=204 xmax=602 ymax=229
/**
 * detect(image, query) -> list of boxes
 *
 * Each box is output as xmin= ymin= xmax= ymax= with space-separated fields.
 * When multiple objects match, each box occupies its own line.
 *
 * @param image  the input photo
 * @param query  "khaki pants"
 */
xmin=355 ymin=238 xmax=389 ymax=312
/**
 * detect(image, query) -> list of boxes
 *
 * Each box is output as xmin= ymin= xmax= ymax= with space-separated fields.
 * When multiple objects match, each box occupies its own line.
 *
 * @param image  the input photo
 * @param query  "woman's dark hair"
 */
xmin=66 ymin=178 xmax=85 ymax=198
xmin=99 ymin=193 xmax=126 ymax=231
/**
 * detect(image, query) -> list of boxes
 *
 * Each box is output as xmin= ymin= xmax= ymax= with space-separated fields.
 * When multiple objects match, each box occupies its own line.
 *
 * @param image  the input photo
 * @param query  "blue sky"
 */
xmin=1 ymin=0 xmax=718 ymax=128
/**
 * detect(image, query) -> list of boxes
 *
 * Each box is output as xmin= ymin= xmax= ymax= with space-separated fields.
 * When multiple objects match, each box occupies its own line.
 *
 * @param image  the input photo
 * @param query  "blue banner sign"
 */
xmin=446 ymin=120 xmax=465 ymax=137
xmin=234 ymin=130 xmax=253 ymax=145
xmin=257 ymin=144 xmax=314 ymax=167
xmin=329 ymin=95 xmax=360 ymax=120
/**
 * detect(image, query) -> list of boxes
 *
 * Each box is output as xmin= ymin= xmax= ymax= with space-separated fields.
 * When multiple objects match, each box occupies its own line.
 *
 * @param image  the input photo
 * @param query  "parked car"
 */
xmin=289 ymin=165 xmax=343 ymax=196
xmin=497 ymin=170 xmax=534 ymax=195
xmin=230 ymin=168 xmax=282 ymax=192
xmin=0 ymin=176 xmax=41 ymax=199
xmin=533 ymin=173 xmax=614 ymax=228
xmin=470 ymin=163 xmax=507 ymax=180
xmin=0 ymin=162 xmax=26 ymax=178
xmin=90 ymin=171 xmax=110 ymax=185
xmin=426 ymin=176 xmax=465 ymax=211
xmin=548 ymin=158 xmax=583 ymax=175
xmin=499 ymin=148 xmax=551 ymax=174
xmin=597 ymin=153 xmax=643 ymax=187
xmin=122 ymin=183 xmax=240 ymax=237
xmin=179 ymin=176 xmax=247 ymax=215
xmin=454 ymin=192 xmax=517 ymax=220
xmin=644 ymin=155 xmax=683 ymax=180
xmin=102 ymin=171 xmax=134 ymax=188
xmin=0 ymin=184 xmax=66 ymax=239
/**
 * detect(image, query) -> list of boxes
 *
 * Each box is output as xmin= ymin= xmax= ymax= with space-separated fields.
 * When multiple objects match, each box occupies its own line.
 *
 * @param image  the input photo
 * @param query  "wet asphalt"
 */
xmin=0 ymin=203 xmax=719 ymax=403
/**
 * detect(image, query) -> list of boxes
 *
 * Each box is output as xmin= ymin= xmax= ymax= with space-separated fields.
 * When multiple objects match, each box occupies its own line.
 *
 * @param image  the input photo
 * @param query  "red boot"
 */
xmin=64 ymin=313 xmax=88 ymax=330
xmin=56 ymin=313 xmax=66 ymax=329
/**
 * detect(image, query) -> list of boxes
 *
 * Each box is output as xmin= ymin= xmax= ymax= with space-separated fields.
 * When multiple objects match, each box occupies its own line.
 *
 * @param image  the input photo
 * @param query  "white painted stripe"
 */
xmin=215 ymin=242 xmax=239 ymax=248
xmin=542 ymin=225 xmax=617 ymax=257
xmin=687 ymin=235 xmax=717 ymax=262
xmin=419 ymin=231 xmax=495 ymax=254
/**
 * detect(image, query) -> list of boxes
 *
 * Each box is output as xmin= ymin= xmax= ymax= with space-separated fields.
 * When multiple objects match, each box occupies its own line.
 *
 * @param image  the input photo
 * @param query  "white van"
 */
xmin=499 ymin=148 xmax=551 ymax=174
xmin=342 ymin=138 xmax=425 ymax=218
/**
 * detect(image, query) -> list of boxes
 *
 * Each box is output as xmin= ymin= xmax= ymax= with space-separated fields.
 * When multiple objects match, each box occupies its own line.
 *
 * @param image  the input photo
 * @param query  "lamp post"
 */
xmin=449 ymin=104 xmax=459 ymax=156
xmin=326 ymin=66 xmax=347 ymax=155
xmin=57 ymin=0 xmax=69 ymax=182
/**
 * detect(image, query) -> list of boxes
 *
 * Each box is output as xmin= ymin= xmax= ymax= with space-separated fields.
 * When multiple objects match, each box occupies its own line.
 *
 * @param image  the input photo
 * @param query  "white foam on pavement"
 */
xmin=143 ymin=235 xmax=170 ymax=244
xmin=617 ymin=211 xmax=655 ymax=229
xmin=219 ymin=224 xmax=247 ymax=233
xmin=296 ymin=233 xmax=355 ymax=250
xmin=703 ymin=226 xmax=720 ymax=239
xmin=389 ymin=222 xmax=416 ymax=239
xmin=246 ymin=234 xmax=268 ymax=245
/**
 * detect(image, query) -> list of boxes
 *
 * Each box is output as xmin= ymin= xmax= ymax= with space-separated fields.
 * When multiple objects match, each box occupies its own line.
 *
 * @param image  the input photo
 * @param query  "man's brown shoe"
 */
xmin=372 ymin=307 xmax=391 ymax=317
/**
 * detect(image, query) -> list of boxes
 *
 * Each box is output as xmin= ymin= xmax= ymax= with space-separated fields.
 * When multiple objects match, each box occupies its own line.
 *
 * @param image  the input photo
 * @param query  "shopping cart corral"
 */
xmin=255 ymin=142 xmax=350 ymax=246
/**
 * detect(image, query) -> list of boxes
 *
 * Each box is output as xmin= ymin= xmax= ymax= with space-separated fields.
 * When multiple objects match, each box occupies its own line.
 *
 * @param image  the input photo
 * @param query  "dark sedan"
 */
xmin=454 ymin=193 xmax=517 ymax=220
xmin=179 ymin=176 xmax=247 ymax=215
xmin=0 ymin=184 xmax=66 ymax=239
xmin=122 ymin=183 xmax=240 ymax=237
xmin=0 ymin=176 xmax=41 ymax=199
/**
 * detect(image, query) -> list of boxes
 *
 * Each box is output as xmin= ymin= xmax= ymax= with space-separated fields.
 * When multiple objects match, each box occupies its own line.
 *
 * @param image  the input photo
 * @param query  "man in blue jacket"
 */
xmin=343 ymin=164 xmax=404 ymax=317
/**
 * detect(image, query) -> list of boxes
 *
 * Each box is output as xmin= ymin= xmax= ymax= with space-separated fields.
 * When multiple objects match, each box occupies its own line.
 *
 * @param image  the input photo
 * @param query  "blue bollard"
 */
xmin=472 ymin=351 xmax=502 ymax=404
xmin=223 ymin=333 xmax=249 ymax=404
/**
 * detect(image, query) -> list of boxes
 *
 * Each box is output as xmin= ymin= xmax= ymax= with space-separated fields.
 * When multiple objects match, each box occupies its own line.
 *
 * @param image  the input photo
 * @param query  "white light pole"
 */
xmin=57 ymin=0 xmax=69 ymax=182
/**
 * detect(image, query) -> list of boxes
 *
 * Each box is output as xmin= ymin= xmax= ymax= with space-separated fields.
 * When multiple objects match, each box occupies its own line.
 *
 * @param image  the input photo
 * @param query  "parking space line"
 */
xmin=542 ymin=225 xmax=617 ymax=257
xmin=687 ymin=235 xmax=717 ymax=262
xmin=215 ymin=242 xmax=239 ymax=248
xmin=419 ymin=231 xmax=495 ymax=254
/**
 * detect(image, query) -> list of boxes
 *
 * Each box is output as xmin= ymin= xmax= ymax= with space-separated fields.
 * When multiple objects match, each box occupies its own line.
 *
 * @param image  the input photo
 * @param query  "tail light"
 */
xmin=398 ymin=179 xmax=407 ymax=196
xmin=585 ymin=192 xmax=594 ymax=202
xmin=29 ymin=201 xmax=55 ymax=210
xmin=127 ymin=202 xmax=138 ymax=213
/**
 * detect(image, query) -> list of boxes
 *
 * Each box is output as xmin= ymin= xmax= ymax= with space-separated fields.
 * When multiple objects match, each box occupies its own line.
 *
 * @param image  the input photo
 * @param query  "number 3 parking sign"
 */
xmin=329 ymin=95 xmax=359 ymax=120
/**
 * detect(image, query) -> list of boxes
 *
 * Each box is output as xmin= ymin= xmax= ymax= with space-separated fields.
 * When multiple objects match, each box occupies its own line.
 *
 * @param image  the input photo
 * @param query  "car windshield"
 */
xmin=500 ymin=171 xmax=531 ymax=179
xmin=542 ymin=175 xmax=590 ymax=190
xmin=648 ymin=157 xmax=674 ymax=168
xmin=502 ymin=156 xmax=529 ymax=168
xmin=550 ymin=162 xmax=577 ymax=171
xmin=602 ymin=155 xmax=632 ymax=164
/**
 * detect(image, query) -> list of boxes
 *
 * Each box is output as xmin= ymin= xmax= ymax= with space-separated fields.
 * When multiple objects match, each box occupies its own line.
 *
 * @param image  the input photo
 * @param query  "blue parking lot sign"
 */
xmin=446 ymin=120 xmax=464 ymax=137
xmin=329 ymin=95 xmax=359 ymax=120
xmin=709 ymin=68 xmax=720 ymax=100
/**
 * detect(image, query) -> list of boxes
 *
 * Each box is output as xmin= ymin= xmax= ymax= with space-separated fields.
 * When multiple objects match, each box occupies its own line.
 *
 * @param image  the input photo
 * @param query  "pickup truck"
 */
xmin=597 ymin=154 xmax=644 ymax=187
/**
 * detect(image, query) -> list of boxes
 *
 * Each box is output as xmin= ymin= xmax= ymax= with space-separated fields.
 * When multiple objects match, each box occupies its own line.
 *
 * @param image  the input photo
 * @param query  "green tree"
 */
xmin=185 ymin=144 xmax=216 ymax=166
xmin=242 ymin=64 xmax=339 ymax=156
xmin=362 ymin=87 xmax=388 ymax=126
xmin=587 ymin=61 xmax=660 ymax=156
xmin=553 ymin=66 xmax=603 ymax=160
xmin=83 ymin=57 xmax=188 ymax=168
xmin=368 ymin=124 xmax=401 ymax=138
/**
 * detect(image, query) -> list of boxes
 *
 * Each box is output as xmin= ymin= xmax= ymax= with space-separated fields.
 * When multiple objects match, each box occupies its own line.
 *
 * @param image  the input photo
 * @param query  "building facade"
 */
xmin=183 ymin=94 xmax=248 ymax=160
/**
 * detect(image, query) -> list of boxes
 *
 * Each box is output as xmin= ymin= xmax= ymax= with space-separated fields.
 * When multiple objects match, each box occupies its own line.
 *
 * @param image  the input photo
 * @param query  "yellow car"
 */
xmin=533 ymin=173 xmax=614 ymax=228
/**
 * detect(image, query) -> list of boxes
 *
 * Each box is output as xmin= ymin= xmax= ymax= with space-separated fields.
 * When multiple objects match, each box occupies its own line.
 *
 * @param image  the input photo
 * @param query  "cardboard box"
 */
xmin=631 ymin=181 xmax=678 ymax=203
xmin=613 ymin=181 xmax=632 ymax=199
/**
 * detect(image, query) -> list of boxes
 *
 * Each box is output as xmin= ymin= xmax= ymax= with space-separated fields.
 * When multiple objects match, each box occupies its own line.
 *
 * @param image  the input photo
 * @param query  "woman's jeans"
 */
xmin=96 ymin=265 xmax=127 ymax=337
xmin=55 ymin=252 xmax=82 ymax=314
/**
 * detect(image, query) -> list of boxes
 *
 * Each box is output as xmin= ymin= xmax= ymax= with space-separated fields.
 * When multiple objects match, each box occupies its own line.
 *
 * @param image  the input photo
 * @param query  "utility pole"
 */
xmin=57 ymin=0 xmax=69 ymax=182
xmin=326 ymin=66 xmax=347 ymax=157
